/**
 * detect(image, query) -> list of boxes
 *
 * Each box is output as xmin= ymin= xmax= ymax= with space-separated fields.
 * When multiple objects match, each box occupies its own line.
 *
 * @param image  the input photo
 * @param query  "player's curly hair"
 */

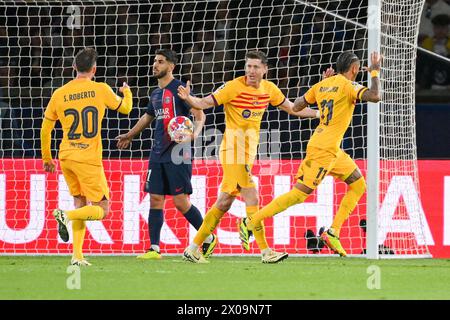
xmin=336 ymin=51 xmax=360 ymax=73
xmin=74 ymin=48 xmax=97 ymax=73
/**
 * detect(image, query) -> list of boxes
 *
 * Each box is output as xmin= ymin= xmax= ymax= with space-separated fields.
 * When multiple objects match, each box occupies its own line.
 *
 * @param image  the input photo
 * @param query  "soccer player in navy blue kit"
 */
xmin=116 ymin=49 xmax=216 ymax=259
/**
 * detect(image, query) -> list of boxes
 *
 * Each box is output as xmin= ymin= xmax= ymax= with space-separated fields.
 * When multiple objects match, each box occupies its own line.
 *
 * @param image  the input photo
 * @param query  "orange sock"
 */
xmin=66 ymin=205 xmax=104 ymax=221
xmin=72 ymin=220 xmax=86 ymax=260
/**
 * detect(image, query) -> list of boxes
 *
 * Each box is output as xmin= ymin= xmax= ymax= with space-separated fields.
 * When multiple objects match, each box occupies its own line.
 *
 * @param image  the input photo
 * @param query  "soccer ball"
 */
xmin=167 ymin=116 xmax=194 ymax=142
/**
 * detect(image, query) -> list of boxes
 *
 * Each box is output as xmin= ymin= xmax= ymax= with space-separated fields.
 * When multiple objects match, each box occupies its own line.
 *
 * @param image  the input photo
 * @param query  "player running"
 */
xmin=41 ymin=48 xmax=133 ymax=266
xmin=239 ymin=51 xmax=382 ymax=257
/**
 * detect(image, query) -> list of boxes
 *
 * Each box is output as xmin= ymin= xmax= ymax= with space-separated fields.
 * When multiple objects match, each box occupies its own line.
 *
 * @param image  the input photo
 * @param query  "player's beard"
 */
xmin=154 ymin=69 xmax=168 ymax=79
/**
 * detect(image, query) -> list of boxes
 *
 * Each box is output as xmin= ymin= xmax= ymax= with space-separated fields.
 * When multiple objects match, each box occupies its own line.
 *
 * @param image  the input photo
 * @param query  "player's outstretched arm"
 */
xmin=115 ymin=113 xmax=154 ymax=149
xmin=278 ymin=99 xmax=319 ymax=119
xmin=361 ymin=52 xmax=382 ymax=103
xmin=177 ymin=80 xmax=215 ymax=110
xmin=40 ymin=118 xmax=56 ymax=173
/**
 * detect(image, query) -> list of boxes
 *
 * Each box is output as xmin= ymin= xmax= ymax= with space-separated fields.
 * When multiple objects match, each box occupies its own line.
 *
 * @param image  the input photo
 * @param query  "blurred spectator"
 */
xmin=148 ymin=3 xmax=182 ymax=53
xmin=0 ymin=60 xmax=11 ymax=153
xmin=43 ymin=53 xmax=73 ymax=95
xmin=418 ymin=14 xmax=450 ymax=89
xmin=3 ymin=0 xmax=440 ymax=158
xmin=212 ymin=1 xmax=236 ymax=82
xmin=0 ymin=59 xmax=31 ymax=153
xmin=181 ymin=23 xmax=229 ymax=94
xmin=106 ymin=66 xmax=137 ymax=90
xmin=16 ymin=28 xmax=40 ymax=88
xmin=419 ymin=0 xmax=450 ymax=42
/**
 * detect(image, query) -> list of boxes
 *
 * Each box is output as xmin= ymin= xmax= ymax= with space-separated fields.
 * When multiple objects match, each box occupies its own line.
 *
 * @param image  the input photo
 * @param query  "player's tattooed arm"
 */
xmin=292 ymin=96 xmax=309 ymax=113
xmin=361 ymin=76 xmax=381 ymax=103
xmin=41 ymin=117 xmax=56 ymax=173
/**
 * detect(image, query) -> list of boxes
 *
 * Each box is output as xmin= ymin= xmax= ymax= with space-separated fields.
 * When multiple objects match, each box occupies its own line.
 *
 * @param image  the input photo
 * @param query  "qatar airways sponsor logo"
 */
xmin=155 ymin=107 xmax=171 ymax=120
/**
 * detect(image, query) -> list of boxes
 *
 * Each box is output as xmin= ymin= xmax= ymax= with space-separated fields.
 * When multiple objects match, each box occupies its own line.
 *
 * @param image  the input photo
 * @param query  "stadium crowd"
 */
xmin=0 ymin=0 xmax=448 ymax=159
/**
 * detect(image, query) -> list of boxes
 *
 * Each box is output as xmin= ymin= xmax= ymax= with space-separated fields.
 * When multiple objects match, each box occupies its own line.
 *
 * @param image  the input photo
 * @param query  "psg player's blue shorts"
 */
xmin=145 ymin=162 xmax=193 ymax=195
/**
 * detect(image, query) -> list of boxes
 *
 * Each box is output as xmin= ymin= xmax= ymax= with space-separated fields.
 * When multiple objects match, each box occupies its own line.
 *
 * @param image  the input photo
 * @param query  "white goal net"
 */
xmin=0 ymin=0 xmax=430 ymax=257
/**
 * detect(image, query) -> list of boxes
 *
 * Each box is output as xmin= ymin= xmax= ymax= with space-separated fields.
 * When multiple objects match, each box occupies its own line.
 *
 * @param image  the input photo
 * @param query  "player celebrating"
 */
xmin=116 ymin=49 xmax=216 ymax=260
xmin=178 ymin=51 xmax=322 ymax=263
xmin=239 ymin=51 xmax=382 ymax=257
xmin=40 ymin=48 xmax=133 ymax=266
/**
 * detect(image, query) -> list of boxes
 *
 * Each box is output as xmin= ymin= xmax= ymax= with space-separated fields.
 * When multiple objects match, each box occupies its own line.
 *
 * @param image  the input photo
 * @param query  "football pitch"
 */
xmin=1 ymin=256 xmax=449 ymax=300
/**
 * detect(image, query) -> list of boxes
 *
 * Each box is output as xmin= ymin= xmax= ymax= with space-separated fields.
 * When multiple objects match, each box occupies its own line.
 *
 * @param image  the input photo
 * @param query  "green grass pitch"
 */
xmin=1 ymin=256 xmax=450 ymax=300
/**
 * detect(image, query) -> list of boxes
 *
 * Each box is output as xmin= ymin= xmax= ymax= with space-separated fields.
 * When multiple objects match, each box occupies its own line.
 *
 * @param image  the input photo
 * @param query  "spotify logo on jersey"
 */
xmin=242 ymin=109 xmax=251 ymax=118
